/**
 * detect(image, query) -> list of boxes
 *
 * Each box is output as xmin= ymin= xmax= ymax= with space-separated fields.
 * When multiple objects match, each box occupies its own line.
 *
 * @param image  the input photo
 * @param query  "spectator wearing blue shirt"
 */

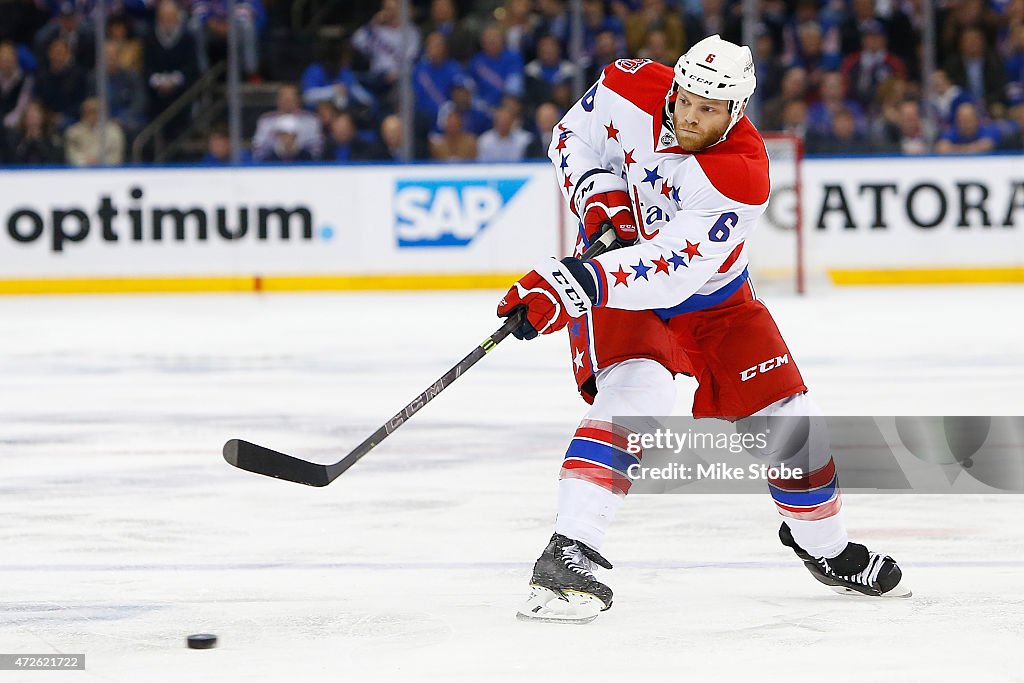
xmin=929 ymin=68 xmax=973 ymax=128
xmin=807 ymin=71 xmax=866 ymax=139
xmin=301 ymin=44 xmax=375 ymax=124
xmin=468 ymin=25 xmax=524 ymax=109
xmin=411 ymin=31 xmax=461 ymax=155
xmin=581 ymin=0 xmax=625 ymax=58
xmin=791 ymin=21 xmax=842 ymax=99
xmin=524 ymin=34 xmax=578 ymax=109
xmin=936 ymin=101 xmax=1001 ymax=154
xmin=436 ymin=75 xmax=491 ymax=135
xmin=1004 ymin=24 xmax=1024 ymax=106
xmin=414 ymin=32 xmax=462 ymax=126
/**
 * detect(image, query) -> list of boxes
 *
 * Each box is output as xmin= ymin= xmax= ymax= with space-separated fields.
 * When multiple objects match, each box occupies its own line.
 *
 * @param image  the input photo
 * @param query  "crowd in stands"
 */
xmin=755 ymin=0 xmax=1024 ymax=153
xmin=0 ymin=0 xmax=265 ymax=165
xmin=0 ymin=0 xmax=1022 ymax=167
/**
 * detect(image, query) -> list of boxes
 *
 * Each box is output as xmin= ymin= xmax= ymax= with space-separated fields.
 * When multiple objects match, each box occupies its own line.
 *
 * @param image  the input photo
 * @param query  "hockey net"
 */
xmin=748 ymin=132 xmax=805 ymax=295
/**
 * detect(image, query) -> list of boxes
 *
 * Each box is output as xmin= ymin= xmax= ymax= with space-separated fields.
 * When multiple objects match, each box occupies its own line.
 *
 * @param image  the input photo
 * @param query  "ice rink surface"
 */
xmin=1 ymin=285 xmax=1023 ymax=682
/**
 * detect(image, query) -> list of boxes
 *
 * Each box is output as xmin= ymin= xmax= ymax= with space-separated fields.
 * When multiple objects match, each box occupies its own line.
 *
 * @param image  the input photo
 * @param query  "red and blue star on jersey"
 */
xmin=641 ymin=164 xmax=682 ymax=203
xmin=589 ymin=241 xmax=702 ymax=295
xmin=568 ymin=317 xmax=595 ymax=378
xmin=556 ymin=127 xmax=574 ymax=189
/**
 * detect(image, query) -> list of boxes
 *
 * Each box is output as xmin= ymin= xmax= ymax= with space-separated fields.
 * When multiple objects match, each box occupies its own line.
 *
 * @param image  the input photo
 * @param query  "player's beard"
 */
xmin=673 ymin=118 xmax=730 ymax=152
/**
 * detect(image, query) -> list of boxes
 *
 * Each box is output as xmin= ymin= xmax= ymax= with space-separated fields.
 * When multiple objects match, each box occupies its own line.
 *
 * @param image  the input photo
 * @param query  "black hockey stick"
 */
xmin=222 ymin=228 xmax=618 ymax=487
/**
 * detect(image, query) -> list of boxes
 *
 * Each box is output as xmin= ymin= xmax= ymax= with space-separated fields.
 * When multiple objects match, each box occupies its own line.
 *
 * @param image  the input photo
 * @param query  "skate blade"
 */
xmin=516 ymin=586 xmax=604 ymax=624
xmin=881 ymin=577 xmax=913 ymax=598
xmin=828 ymin=577 xmax=913 ymax=599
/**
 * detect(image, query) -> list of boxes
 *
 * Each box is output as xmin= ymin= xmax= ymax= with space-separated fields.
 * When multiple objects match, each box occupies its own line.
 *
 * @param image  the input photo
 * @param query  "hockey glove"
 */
xmin=572 ymin=170 xmax=638 ymax=248
xmin=497 ymin=258 xmax=598 ymax=340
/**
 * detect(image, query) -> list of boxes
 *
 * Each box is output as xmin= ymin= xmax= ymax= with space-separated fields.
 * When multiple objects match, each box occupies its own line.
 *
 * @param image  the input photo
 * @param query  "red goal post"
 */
xmin=755 ymin=132 xmax=806 ymax=295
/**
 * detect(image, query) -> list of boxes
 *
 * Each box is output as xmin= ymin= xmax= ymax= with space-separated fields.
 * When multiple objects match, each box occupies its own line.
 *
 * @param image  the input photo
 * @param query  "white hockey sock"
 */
xmin=554 ymin=477 xmax=623 ymax=551
xmin=553 ymin=359 xmax=676 ymax=552
xmin=756 ymin=393 xmax=850 ymax=558
xmin=787 ymin=511 xmax=850 ymax=559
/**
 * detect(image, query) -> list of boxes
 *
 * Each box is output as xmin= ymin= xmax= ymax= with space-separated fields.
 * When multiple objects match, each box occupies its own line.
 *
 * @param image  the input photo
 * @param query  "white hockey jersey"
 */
xmin=550 ymin=58 xmax=771 ymax=317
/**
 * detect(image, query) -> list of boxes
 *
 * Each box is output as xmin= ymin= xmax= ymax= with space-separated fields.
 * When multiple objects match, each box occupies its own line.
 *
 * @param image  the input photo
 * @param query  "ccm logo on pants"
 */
xmin=740 ymin=354 xmax=789 ymax=382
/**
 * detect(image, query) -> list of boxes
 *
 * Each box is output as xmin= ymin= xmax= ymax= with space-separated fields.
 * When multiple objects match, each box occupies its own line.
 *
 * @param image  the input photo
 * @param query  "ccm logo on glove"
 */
xmin=497 ymin=258 xmax=598 ymax=340
xmin=551 ymin=271 xmax=589 ymax=315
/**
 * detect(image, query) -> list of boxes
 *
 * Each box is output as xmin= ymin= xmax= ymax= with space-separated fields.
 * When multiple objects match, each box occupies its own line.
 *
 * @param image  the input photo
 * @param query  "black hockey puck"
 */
xmin=187 ymin=634 xmax=217 ymax=649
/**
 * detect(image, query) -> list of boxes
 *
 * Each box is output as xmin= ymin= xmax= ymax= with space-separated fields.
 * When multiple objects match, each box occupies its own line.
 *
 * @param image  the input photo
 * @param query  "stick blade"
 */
xmin=223 ymin=439 xmax=331 ymax=487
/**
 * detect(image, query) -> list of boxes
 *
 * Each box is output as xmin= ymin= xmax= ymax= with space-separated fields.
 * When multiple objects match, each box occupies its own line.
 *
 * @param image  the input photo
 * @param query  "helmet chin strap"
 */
xmin=716 ymin=98 xmax=749 ymax=144
xmin=664 ymin=84 xmax=677 ymax=121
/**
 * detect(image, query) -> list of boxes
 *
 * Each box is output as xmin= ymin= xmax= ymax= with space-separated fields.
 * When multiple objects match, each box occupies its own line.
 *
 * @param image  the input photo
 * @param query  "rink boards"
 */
xmin=0 ymin=155 xmax=1021 ymax=293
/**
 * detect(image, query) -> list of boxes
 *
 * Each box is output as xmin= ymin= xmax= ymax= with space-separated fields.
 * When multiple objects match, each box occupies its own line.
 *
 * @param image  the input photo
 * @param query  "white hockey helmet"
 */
xmin=671 ymin=34 xmax=756 ymax=140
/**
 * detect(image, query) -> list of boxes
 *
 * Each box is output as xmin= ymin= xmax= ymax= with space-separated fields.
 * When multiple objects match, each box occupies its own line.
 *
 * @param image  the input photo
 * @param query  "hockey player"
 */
xmin=496 ymin=35 xmax=910 ymax=624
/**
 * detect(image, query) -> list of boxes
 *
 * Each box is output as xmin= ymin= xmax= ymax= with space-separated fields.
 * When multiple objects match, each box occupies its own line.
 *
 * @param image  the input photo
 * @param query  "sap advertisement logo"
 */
xmin=394 ymin=178 xmax=529 ymax=247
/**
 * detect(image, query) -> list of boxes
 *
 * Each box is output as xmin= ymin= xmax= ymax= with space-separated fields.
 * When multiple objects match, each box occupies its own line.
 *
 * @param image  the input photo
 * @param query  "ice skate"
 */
xmin=516 ymin=533 xmax=614 ymax=624
xmin=780 ymin=523 xmax=911 ymax=598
